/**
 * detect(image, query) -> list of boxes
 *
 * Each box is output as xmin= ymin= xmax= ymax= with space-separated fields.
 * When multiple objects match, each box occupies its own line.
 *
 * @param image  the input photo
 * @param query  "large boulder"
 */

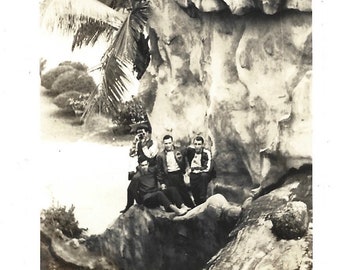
xmin=205 ymin=168 xmax=312 ymax=270
xmin=94 ymin=194 xmax=241 ymax=270
xmin=41 ymin=194 xmax=242 ymax=270
xmin=270 ymin=201 xmax=309 ymax=240
xmin=139 ymin=0 xmax=312 ymax=204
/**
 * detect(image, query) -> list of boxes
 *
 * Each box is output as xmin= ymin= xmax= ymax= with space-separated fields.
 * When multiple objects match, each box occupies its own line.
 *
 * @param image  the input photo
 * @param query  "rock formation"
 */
xmin=96 ymin=194 xmax=241 ymax=270
xmin=41 ymin=194 xmax=242 ymax=270
xmin=205 ymin=167 xmax=312 ymax=269
xmin=41 ymin=167 xmax=312 ymax=270
xmin=139 ymin=0 xmax=312 ymax=204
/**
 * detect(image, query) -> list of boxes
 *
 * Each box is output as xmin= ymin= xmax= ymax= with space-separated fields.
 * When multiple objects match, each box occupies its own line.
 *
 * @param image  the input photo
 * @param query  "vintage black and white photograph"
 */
xmin=36 ymin=0 xmax=316 ymax=269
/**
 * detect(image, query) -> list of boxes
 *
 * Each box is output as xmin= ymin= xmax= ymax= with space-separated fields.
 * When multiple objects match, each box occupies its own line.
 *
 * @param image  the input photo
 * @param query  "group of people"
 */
xmin=120 ymin=124 xmax=215 ymax=216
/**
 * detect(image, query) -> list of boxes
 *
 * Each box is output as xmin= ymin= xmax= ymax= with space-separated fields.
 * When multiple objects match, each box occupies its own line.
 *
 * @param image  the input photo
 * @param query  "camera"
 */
xmin=137 ymin=130 xmax=146 ymax=140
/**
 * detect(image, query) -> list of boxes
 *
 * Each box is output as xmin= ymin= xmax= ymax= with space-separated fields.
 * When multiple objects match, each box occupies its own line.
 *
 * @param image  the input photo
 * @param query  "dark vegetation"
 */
xmin=41 ymin=61 xmax=149 ymax=134
xmin=41 ymin=204 xmax=87 ymax=239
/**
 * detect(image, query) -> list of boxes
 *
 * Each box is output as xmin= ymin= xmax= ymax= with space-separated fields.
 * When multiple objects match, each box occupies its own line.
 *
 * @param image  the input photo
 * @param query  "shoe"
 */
xmin=120 ymin=208 xmax=128 ymax=214
xmin=176 ymin=208 xmax=187 ymax=216
xmin=181 ymin=205 xmax=191 ymax=212
xmin=241 ymin=197 xmax=253 ymax=210
xmin=250 ymin=185 xmax=262 ymax=199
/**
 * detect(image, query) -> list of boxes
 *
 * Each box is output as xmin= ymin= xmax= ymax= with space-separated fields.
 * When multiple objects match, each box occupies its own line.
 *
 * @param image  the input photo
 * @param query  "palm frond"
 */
xmin=102 ymin=55 xmax=136 ymax=109
xmin=71 ymin=19 xmax=115 ymax=50
xmin=42 ymin=0 xmax=151 ymax=119
xmin=82 ymin=55 xmax=136 ymax=119
xmin=86 ymin=0 xmax=149 ymax=115
xmin=105 ymin=0 xmax=149 ymax=62
xmin=41 ymin=0 xmax=127 ymax=35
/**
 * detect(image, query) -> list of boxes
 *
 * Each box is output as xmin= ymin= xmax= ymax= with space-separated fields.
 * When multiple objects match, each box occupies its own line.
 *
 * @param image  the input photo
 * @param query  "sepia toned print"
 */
xmin=39 ymin=0 xmax=312 ymax=269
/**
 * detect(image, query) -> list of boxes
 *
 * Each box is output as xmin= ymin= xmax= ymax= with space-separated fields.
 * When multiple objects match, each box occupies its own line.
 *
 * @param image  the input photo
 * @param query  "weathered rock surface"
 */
xmin=204 ymin=168 xmax=312 ymax=270
xmin=270 ymin=201 xmax=309 ymax=239
xmin=41 ymin=225 xmax=115 ymax=269
xmin=95 ymin=194 xmax=241 ymax=270
xmin=174 ymin=0 xmax=311 ymax=14
xmin=41 ymin=194 xmax=241 ymax=270
xmin=139 ymin=0 xmax=312 ymax=204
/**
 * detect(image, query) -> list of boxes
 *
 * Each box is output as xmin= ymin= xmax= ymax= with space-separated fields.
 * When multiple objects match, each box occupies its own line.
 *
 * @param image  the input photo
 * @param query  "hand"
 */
xmin=134 ymin=134 xmax=141 ymax=142
xmin=160 ymin=184 xmax=167 ymax=190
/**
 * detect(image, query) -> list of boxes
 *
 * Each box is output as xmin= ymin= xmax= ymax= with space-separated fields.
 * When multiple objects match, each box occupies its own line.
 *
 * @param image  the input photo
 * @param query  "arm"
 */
xmin=184 ymin=148 xmax=191 ymax=175
xmin=129 ymin=136 xmax=140 ymax=157
xmin=156 ymin=154 xmax=166 ymax=186
xmin=141 ymin=139 xmax=158 ymax=159
xmin=201 ymin=149 xmax=212 ymax=173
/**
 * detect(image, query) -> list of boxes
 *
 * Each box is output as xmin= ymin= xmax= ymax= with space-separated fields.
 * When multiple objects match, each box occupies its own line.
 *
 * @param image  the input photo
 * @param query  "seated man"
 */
xmin=135 ymin=156 xmax=189 ymax=216
xmin=120 ymin=124 xmax=158 ymax=213
xmin=156 ymin=135 xmax=195 ymax=208
xmin=186 ymin=136 xmax=214 ymax=206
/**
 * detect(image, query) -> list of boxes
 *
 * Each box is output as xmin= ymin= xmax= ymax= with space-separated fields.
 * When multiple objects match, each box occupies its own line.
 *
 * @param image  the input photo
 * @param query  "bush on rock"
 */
xmin=41 ymin=204 xmax=87 ymax=239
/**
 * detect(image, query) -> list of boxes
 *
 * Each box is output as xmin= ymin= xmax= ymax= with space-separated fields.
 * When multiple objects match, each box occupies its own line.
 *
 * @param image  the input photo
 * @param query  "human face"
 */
xmin=163 ymin=138 xmax=174 ymax=151
xmin=139 ymin=160 xmax=149 ymax=174
xmin=194 ymin=139 xmax=203 ymax=153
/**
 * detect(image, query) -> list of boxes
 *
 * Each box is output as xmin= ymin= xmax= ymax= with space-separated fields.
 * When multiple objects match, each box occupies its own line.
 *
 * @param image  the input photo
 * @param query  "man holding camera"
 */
xmin=129 ymin=124 xmax=158 ymax=167
xmin=120 ymin=124 xmax=158 ymax=213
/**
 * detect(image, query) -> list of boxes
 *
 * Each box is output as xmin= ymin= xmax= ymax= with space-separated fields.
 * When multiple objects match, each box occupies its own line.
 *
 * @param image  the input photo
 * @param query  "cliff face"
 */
xmin=139 ymin=0 xmax=312 ymax=203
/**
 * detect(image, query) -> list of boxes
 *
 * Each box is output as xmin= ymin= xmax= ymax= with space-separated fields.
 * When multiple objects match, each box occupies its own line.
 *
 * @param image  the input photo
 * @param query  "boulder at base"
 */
xmin=95 ymin=194 xmax=241 ymax=270
xmin=205 ymin=169 xmax=312 ymax=270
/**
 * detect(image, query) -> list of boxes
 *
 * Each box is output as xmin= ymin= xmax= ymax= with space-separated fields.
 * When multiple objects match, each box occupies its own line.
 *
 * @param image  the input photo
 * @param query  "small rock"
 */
xmin=270 ymin=201 xmax=309 ymax=239
xmin=78 ymin=238 xmax=86 ymax=244
xmin=69 ymin=238 xmax=80 ymax=249
xmin=54 ymin=228 xmax=65 ymax=240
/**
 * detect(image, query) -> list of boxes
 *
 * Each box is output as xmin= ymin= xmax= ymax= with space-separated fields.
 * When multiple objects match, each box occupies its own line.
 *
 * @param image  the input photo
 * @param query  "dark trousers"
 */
xmin=124 ymin=177 xmax=142 ymax=210
xmin=143 ymin=187 xmax=183 ymax=211
xmin=167 ymin=171 xmax=195 ymax=208
xmin=190 ymin=172 xmax=210 ymax=205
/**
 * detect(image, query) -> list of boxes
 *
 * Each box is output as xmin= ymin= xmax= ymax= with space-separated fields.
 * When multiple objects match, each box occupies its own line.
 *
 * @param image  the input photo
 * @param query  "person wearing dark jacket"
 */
xmin=134 ymin=156 xmax=189 ymax=216
xmin=120 ymin=124 xmax=158 ymax=214
xmin=186 ymin=136 xmax=214 ymax=205
xmin=156 ymin=135 xmax=195 ymax=208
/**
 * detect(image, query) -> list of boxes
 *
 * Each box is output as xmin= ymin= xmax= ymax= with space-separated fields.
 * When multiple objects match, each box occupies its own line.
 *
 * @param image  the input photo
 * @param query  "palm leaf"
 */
xmin=41 ymin=0 xmax=150 ymax=119
xmin=71 ymin=19 xmax=115 ymax=50
xmin=82 ymin=55 xmax=136 ymax=120
xmin=86 ymin=0 xmax=149 ymax=116
xmin=104 ymin=0 xmax=149 ymax=62
xmin=41 ymin=0 xmax=126 ymax=35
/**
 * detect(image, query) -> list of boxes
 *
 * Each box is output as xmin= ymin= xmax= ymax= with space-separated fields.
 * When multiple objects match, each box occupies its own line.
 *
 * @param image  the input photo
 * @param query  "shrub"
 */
xmin=53 ymin=90 xmax=84 ymax=112
xmin=51 ymin=70 xmax=97 ymax=95
xmin=59 ymin=61 xmax=88 ymax=71
xmin=112 ymin=96 xmax=148 ymax=128
xmin=41 ymin=65 xmax=75 ymax=90
xmin=41 ymin=204 xmax=87 ymax=239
